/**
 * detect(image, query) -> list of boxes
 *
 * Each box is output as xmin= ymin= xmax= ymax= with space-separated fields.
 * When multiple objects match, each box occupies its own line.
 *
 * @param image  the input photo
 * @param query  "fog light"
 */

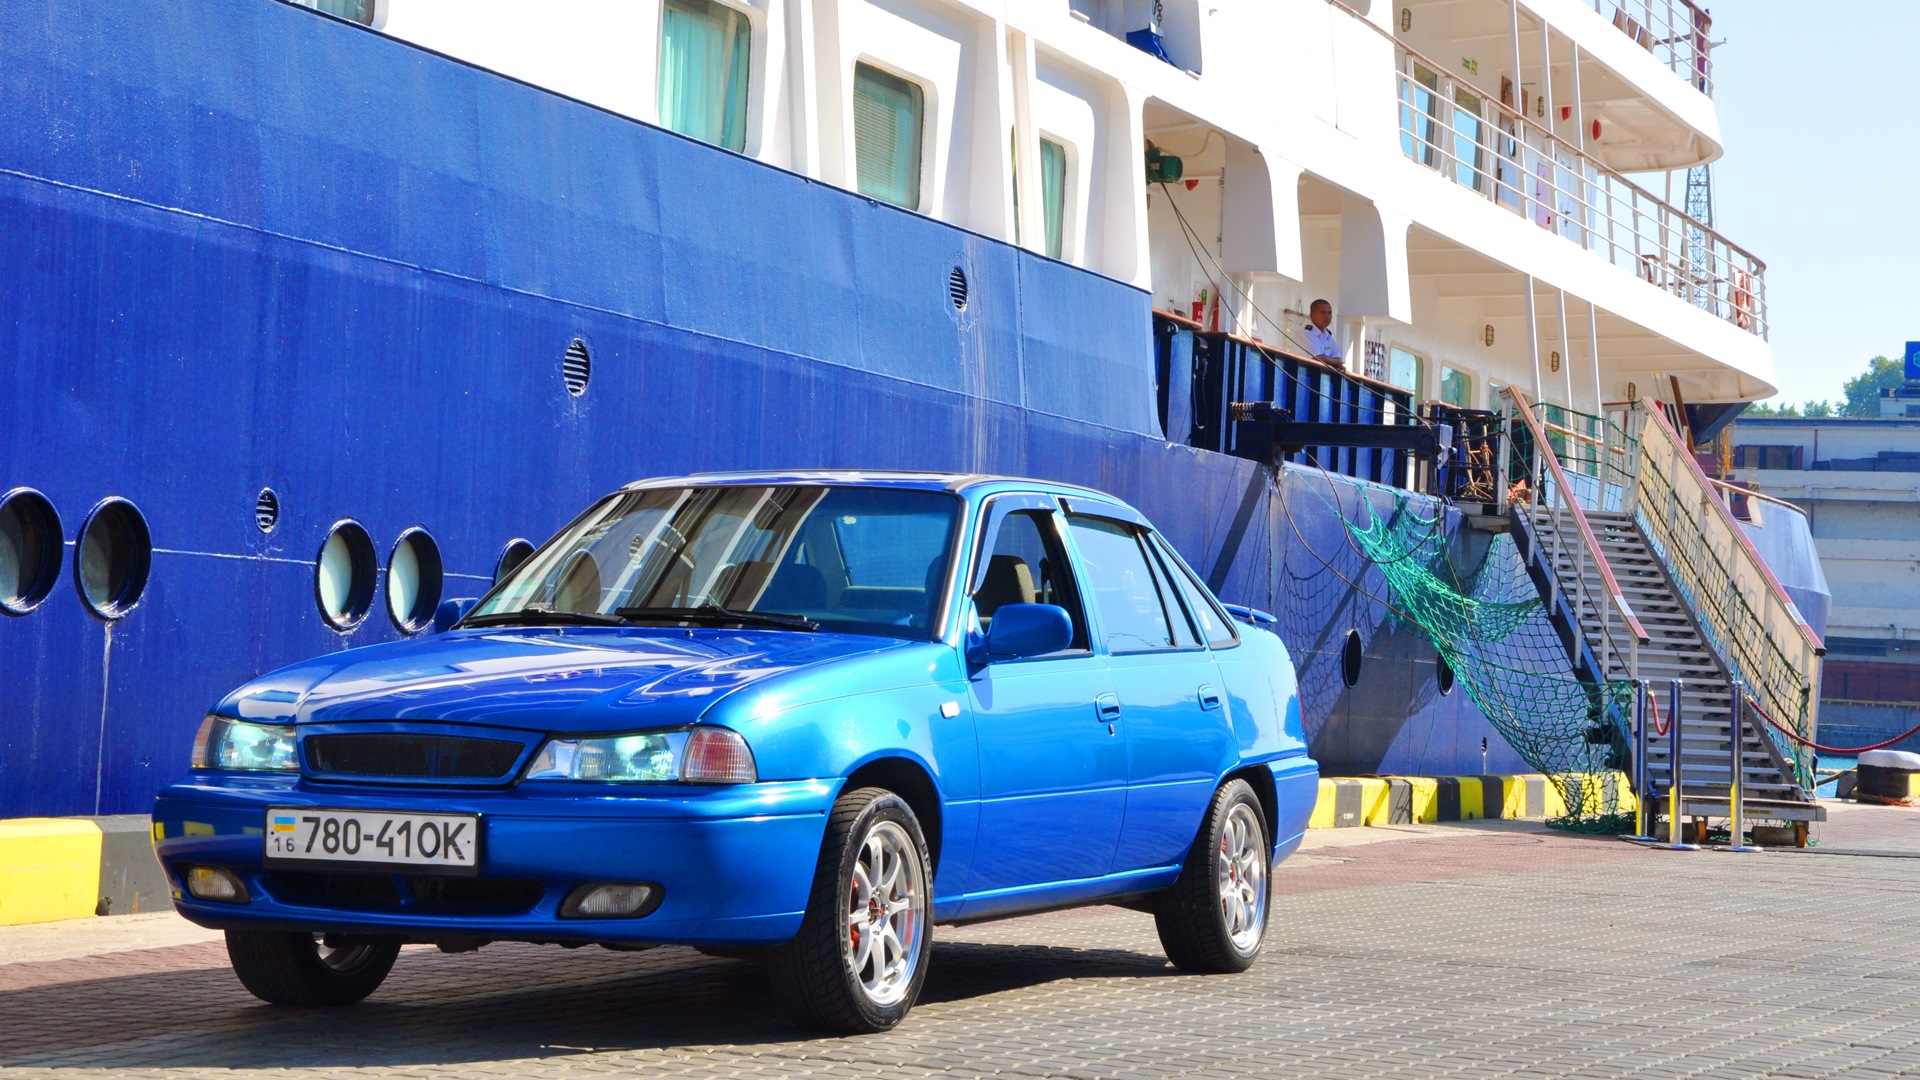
xmin=184 ymin=866 xmax=249 ymax=903
xmin=560 ymin=882 xmax=660 ymax=919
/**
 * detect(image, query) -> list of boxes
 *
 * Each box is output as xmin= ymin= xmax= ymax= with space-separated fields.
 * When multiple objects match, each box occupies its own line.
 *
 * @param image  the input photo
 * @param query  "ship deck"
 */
xmin=6 ymin=800 xmax=1918 ymax=1077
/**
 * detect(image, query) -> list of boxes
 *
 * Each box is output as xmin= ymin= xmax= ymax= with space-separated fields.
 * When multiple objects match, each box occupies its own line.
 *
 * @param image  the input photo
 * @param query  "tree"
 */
xmin=1741 ymin=356 xmax=1906 ymax=420
xmin=1839 ymin=355 xmax=1905 ymax=418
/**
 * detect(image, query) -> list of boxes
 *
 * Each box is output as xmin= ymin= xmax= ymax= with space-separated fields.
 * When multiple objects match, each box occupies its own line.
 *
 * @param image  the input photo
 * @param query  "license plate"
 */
xmin=264 ymin=808 xmax=480 ymax=874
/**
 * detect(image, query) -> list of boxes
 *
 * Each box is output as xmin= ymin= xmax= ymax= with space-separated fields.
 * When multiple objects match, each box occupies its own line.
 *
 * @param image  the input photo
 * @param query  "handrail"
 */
xmin=1632 ymin=400 xmax=1821 ymax=790
xmin=1334 ymin=1 xmax=1763 ymax=273
xmin=1507 ymin=390 xmax=1651 ymax=646
xmin=1377 ymin=15 xmax=1768 ymax=338
xmin=1578 ymin=0 xmax=1714 ymax=98
xmin=1641 ymin=403 xmax=1823 ymax=655
xmin=1705 ymin=475 xmax=1811 ymax=523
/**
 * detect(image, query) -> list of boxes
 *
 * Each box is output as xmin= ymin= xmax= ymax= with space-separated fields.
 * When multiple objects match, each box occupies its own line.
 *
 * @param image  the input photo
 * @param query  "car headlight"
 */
xmin=523 ymin=728 xmax=756 ymax=784
xmin=191 ymin=716 xmax=298 ymax=771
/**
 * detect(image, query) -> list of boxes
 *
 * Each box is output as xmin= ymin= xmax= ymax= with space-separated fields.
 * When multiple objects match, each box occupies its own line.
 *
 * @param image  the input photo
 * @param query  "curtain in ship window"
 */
xmin=853 ymin=63 xmax=924 ymax=210
xmin=1040 ymin=138 xmax=1067 ymax=260
xmin=659 ymin=0 xmax=751 ymax=153
xmin=1441 ymin=366 xmax=1474 ymax=409
xmin=294 ymin=0 xmax=375 ymax=25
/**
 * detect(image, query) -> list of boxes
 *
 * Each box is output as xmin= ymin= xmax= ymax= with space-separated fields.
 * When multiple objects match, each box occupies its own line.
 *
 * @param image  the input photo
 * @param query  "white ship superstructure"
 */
xmin=322 ymin=0 xmax=1770 ymax=412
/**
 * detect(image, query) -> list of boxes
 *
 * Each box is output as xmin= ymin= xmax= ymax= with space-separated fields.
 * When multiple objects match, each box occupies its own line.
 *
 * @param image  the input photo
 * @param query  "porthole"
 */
xmin=1437 ymin=654 xmax=1456 ymax=696
xmin=386 ymin=527 xmax=445 ymax=635
xmin=563 ymin=339 xmax=591 ymax=396
xmin=494 ymin=538 xmax=536 ymax=585
xmin=75 ymin=498 xmax=152 ymax=620
xmin=254 ymin=488 xmax=281 ymax=533
xmin=947 ymin=266 xmax=969 ymax=311
xmin=315 ymin=520 xmax=377 ymax=631
xmin=1341 ymin=629 xmax=1363 ymax=689
xmin=0 ymin=488 xmax=63 ymax=616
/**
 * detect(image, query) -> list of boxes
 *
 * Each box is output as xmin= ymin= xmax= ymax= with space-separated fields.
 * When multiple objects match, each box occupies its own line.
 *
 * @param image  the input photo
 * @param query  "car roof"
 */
xmin=620 ymin=470 xmax=1129 ymax=505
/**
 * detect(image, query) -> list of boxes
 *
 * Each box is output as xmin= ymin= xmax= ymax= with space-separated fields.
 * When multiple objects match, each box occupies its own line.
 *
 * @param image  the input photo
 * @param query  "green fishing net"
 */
xmin=1339 ymin=493 xmax=1638 ymax=831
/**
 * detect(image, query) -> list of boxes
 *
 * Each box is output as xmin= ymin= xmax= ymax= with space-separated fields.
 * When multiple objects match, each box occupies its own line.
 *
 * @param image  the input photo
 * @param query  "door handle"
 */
xmin=1095 ymin=693 xmax=1122 ymax=721
xmin=1198 ymin=684 xmax=1222 ymax=711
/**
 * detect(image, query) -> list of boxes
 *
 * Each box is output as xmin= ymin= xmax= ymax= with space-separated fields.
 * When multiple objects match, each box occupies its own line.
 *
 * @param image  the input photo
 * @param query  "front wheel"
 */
xmin=1154 ymin=779 xmax=1270 ymax=973
xmin=225 ymin=929 xmax=401 ymax=1005
xmin=768 ymin=787 xmax=933 ymax=1033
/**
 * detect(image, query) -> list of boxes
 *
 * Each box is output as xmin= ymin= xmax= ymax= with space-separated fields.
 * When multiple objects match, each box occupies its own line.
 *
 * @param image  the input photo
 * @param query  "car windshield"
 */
xmin=468 ymin=485 xmax=960 ymax=640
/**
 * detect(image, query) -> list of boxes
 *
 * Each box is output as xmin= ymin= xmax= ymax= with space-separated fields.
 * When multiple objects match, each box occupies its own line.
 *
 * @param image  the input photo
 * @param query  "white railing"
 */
xmin=1395 ymin=50 xmax=1765 ymax=338
xmin=1582 ymin=0 xmax=1714 ymax=97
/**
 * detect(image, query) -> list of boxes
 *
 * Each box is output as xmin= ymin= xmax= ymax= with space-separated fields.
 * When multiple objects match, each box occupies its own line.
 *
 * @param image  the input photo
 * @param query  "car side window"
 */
xmin=1066 ymin=516 xmax=1193 ymax=654
xmin=973 ymin=509 xmax=1089 ymax=651
xmin=1148 ymin=533 xmax=1239 ymax=647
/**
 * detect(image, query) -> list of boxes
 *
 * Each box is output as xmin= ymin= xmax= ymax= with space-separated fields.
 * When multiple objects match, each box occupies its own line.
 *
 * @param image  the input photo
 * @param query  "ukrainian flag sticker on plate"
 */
xmin=272 ymin=814 xmax=297 ymax=833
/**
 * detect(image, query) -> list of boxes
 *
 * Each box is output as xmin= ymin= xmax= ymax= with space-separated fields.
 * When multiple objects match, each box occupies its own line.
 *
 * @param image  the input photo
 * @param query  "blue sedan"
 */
xmin=152 ymin=473 xmax=1317 ymax=1032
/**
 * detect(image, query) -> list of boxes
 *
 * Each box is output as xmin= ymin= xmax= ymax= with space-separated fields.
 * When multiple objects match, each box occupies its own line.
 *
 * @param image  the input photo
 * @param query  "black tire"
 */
xmin=768 ymin=787 xmax=934 ymax=1033
xmin=225 ymin=929 xmax=401 ymax=1006
xmin=1154 ymin=779 xmax=1271 ymax=974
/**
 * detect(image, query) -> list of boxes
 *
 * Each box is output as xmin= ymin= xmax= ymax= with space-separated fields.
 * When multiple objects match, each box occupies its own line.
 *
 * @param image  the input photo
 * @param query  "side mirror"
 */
xmin=434 ymin=597 xmax=480 ymax=634
xmin=973 ymin=603 xmax=1073 ymax=663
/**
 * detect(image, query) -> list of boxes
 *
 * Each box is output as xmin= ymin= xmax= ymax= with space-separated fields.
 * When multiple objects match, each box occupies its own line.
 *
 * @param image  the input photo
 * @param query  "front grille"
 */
xmin=263 ymin=871 xmax=545 ymax=916
xmin=305 ymin=733 xmax=526 ymax=780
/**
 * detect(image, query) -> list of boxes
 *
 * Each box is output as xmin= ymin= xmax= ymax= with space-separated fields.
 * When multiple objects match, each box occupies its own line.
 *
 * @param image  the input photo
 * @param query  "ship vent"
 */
xmin=254 ymin=488 xmax=280 ymax=533
xmin=947 ymin=267 xmax=969 ymax=311
xmin=562 ymin=339 xmax=591 ymax=396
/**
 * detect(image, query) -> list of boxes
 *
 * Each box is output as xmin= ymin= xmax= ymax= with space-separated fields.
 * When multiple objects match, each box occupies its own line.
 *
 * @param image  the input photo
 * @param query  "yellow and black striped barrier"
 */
xmin=1308 ymin=773 xmax=1638 ymax=829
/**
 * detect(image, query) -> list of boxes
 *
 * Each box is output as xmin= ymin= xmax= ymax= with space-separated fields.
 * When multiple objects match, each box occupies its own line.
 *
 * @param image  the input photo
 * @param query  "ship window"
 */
xmin=76 ymin=498 xmax=152 ymax=621
xmin=291 ymin=0 xmax=377 ymax=26
xmin=495 ymin=539 xmax=536 ymax=585
xmin=387 ymin=528 xmax=445 ymax=635
xmin=0 ymin=488 xmax=62 ymax=616
xmin=1441 ymin=366 xmax=1474 ymax=408
xmin=1342 ymin=629 xmax=1364 ymax=688
xmin=1040 ymin=138 xmax=1068 ymax=260
xmin=316 ymin=520 xmax=377 ymax=632
xmin=659 ymin=0 xmax=752 ymax=153
xmin=853 ymin=63 xmax=925 ymax=211
xmin=1388 ymin=347 xmax=1425 ymax=395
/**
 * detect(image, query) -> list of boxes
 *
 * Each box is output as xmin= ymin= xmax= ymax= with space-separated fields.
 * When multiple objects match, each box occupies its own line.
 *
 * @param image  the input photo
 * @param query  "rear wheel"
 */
xmin=1154 ymin=779 xmax=1270 ymax=973
xmin=768 ymin=787 xmax=932 ymax=1033
xmin=225 ymin=929 xmax=401 ymax=1005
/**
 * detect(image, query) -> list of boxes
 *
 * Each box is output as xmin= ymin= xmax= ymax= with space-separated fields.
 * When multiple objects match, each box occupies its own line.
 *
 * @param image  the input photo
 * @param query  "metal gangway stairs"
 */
xmin=1495 ymin=390 xmax=1826 ymax=843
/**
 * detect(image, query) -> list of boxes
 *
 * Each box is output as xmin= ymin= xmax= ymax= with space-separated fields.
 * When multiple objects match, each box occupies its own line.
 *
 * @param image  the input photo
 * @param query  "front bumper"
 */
xmin=152 ymin=773 xmax=837 ymax=946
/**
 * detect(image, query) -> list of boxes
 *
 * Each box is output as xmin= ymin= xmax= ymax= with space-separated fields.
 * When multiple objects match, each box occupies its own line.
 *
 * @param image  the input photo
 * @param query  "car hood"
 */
xmin=217 ymin=627 xmax=915 ymax=733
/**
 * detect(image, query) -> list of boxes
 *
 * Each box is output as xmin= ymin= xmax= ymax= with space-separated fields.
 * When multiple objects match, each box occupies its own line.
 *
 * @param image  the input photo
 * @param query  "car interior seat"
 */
xmin=553 ymin=551 xmax=602 ymax=613
xmin=973 ymin=554 xmax=1036 ymax=628
xmin=757 ymin=562 xmax=829 ymax=613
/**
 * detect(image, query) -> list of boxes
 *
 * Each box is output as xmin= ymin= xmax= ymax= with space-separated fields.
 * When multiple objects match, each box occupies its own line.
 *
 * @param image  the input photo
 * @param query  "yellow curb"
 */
xmin=0 ymin=818 xmax=104 ymax=926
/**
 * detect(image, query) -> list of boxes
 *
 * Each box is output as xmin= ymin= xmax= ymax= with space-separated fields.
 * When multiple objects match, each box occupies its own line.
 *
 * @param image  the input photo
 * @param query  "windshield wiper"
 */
xmin=614 ymin=602 xmax=819 ymax=632
xmin=461 ymin=607 xmax=630 ymax=628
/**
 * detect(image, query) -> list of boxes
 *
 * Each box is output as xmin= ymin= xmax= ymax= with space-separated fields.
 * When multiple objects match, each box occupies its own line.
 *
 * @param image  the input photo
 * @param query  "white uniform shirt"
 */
xmin=1303 ymin=324 xmax=1341 ymax=362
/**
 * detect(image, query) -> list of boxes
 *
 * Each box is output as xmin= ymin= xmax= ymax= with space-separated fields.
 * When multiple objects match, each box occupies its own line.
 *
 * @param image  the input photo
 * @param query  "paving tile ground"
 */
xmin=3 ymin=802 xmax=1919 ymax=1078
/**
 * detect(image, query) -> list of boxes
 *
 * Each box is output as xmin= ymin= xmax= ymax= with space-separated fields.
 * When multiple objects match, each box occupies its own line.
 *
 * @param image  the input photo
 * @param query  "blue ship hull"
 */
xmin=0 ymin=0 xmax=1531 ymax=819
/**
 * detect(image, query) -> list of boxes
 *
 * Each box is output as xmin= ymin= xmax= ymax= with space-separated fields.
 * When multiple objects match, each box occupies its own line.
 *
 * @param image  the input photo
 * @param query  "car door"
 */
xmin=963 ymin=495 xmax=1125 ymax=899
xmin=1063 ymin=507 xmax=1232 ymax=874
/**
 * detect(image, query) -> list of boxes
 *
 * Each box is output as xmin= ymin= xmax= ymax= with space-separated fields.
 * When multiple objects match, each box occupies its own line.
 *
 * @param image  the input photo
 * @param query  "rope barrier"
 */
xmin=1647 ymin=689 xmax=1670 ymax=738
xmin=1748 ymin=695 xmax=1920 ymax=755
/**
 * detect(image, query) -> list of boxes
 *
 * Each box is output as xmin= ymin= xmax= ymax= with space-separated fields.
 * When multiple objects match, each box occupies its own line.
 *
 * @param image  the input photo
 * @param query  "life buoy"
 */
xmin=1732 ymin=269 xmax=1755 ymax=330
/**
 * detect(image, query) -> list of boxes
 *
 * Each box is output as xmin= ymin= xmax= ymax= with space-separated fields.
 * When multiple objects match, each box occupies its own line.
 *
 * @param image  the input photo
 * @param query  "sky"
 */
xmin=1708 ymin=1 xmax=1920 ymax=407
